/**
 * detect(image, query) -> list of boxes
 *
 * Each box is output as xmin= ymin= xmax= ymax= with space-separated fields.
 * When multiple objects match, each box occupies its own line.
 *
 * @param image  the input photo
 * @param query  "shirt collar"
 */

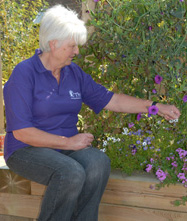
xmin=33 ymin=49 xmax=68 ymax=75
xmin=33 ymin=49 xmax=48 ymax=73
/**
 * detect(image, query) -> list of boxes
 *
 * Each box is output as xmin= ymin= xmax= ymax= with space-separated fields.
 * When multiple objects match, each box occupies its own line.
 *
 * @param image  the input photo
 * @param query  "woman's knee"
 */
xmin=85 ymin=149 xmax=111 ymax=182
xmin=51 ymin=162 xmax=86 ymax=191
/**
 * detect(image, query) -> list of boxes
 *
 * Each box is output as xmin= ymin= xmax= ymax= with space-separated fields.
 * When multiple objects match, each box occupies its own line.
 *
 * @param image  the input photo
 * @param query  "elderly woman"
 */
xmin=3 ymin=5 xmax=180 ymax=221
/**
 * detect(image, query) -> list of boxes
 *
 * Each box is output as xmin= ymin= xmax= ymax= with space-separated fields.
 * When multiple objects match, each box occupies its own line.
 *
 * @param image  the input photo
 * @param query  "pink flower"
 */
xmin=176 ymin=148 xmax=187 ymax=159
xmin=137 ymin=113 xmax=142 ymax=121
xmin=182 ymin=179 xmax=187 ymax=188
xmin=177 ymin=173 xmax=186 ymax=180
xmin=156 ymin=169 xmax=167 ymax=182
xmin=148 ymin=105 xmax=159 ymax=115
xmin=128 ymin=122 xmax=134 ymax=128
xmin=146 ymin=164 xmax=153 ymax=172
xmin=154 ymin=75 xmax=163 ymax=84
xmin=171 ymin=161 xmax=178 ymax=167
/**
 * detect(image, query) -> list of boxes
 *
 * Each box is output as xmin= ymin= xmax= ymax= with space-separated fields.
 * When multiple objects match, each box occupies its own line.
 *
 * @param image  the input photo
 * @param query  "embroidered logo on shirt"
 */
xmin=69 ymin=90 xmax=81 ymax=99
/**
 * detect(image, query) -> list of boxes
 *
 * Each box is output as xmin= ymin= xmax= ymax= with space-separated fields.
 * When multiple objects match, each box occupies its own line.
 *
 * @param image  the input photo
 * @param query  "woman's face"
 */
xmin=51 ymin=38 xmax=79 ymax=67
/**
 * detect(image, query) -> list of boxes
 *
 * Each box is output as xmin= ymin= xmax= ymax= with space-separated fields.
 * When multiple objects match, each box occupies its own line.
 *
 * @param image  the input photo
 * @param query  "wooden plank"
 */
xmin=101 ymin=189 xmax=187 ymax=213
xmin=0 ymin=157 xmax=31 ymax=195
xmin=99 ymin=204 xmax=187 ymax=221
xmin=107 ymin=178 xmax=187 ymax=198
xmin=31 ymin=178 xmax=187 ymax=198
xmin=0 ymin=214 xmax=33 ymax=221
xmin=0 ymin=170 xmax=31 ymax=194
xmin=31 ymin=179 xmax=187 ymax=213
xmin=0 ymin=193 xmax=42 ymax=218
xmin=31 ymin=182 xmax=46 ymax=196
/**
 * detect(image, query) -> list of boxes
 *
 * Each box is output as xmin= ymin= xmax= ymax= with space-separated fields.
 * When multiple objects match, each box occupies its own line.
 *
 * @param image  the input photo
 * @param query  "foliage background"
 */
xmin=0 ymin=0 xmax=48 ymax=84
xmin=75 ymin=0 xmax=187 ymax=194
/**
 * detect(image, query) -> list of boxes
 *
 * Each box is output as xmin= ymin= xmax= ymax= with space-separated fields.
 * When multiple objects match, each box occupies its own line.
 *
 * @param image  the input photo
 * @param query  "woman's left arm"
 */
xmin=104 ymin=93 xmax=181 ymax=121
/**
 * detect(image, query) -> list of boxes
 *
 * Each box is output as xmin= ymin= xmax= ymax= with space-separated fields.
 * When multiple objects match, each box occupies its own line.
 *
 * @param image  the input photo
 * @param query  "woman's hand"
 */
xmin=67 ymin=133 xmax=94 ymax=151
xmin=13 ymin=128 xmax=94 ymax=151
xmin=157 ymin=103 xmax=181 ymax=121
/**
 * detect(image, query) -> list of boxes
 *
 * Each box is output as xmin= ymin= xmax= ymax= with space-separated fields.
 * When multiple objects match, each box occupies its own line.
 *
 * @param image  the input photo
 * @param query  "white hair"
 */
xmin=39 ymin=5 xmax=87 ymax=52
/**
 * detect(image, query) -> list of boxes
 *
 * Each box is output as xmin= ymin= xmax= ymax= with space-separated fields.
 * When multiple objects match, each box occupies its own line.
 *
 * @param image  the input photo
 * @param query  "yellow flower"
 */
xmin=157 ymin=21 xmax=164 ymax=27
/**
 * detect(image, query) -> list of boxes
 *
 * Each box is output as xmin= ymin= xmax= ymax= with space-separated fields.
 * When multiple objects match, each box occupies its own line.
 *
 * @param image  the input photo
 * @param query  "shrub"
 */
xmin=76 ymin=0 xmax=187 ymax=205
xmin=0 ymin=0 xmax=48 ymax=83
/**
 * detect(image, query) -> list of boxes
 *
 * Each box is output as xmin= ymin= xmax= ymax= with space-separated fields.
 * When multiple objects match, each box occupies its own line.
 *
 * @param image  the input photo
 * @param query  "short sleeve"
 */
xmin=3 ymin=68 xmax=34 ymax=132
xmin=77 ymin=67 xmax=114 ymax=114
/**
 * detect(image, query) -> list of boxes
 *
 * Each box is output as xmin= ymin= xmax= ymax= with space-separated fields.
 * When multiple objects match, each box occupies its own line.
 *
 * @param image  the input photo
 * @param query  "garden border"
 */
xmin=0 ymin=156 xmax=187 ymax=221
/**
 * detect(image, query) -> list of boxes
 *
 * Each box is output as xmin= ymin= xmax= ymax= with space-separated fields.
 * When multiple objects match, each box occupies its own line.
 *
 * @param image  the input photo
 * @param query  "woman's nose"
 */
xmin=74 ymin=46 xmax=79 ymax=55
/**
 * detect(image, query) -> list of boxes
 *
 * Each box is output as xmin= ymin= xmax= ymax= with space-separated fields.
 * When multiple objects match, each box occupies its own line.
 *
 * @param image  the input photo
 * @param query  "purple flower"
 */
xmin=146 ymin=164 xmax=153 ymax=172
xmin=171 ymin=161 xmax=178 ymax=167
xmin=128 ymin=122 xmax=134 ymax=128
xmin=156 ymin=169 xmax=167 ymax=182
xmin=149 ymin=184 xmax=155 ymax=190
xmin=176 ymin=148 xmax=187 ymax=159
xmin=137 ymin=113 xmax=142 ymax=121
xmin=129 ymin=144 xmax=137 ymax=155
xmin=94 ymin=0 xmax=100 ymax=2
xmin=148 ymin=105 xmax=159 ymax=115
xmin=152 ymin=89 xmax=157 ymax=94
xmin=154 ymin=75 xmax=163 ymax=84
xmin=182 ymin=179 xmax=187 ymax=187
xmin=129 ymin=144 xmax=136 ymax=149
xmin=177 ymin=173 xmax=186 ymax=180
xmin=183 ymin=95 xmax=187 ymax=102
xmin=131 ymin=149 xmax=137 ymax=155
xmin=143 ymin=146 xmax=148 ymax=150
xmin=148 ymin=26 xmax=152 ymax=31
xmin=180 ymin=0 xmax=184 ymax=2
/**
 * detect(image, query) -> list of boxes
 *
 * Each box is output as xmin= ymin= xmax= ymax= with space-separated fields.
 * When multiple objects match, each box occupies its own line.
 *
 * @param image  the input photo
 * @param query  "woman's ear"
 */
xmin=49 ymin=40 xmax=57 ymax=51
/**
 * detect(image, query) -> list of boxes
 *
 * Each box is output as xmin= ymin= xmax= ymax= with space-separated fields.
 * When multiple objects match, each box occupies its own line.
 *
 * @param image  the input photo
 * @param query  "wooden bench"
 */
xmin=0 ymin=156 xmax=187 ymax=221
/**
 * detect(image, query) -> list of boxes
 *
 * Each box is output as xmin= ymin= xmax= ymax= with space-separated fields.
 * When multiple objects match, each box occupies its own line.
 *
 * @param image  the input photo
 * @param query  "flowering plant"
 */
xmin=77 ymin=0 xmax=187 ymax=205
xmin=100 ymin=111 xmax=187 ymax=205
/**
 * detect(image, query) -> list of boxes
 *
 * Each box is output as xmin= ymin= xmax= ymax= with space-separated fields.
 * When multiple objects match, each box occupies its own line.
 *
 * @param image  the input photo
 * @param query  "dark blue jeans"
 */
xmin=6 ymin=146 xmax=111 ymax=221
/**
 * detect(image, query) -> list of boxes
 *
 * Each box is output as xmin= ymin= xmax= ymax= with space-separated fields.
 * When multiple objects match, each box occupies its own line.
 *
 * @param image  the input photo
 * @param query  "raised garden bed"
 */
xmin=0 ymin=156 xmax=187 ymax=221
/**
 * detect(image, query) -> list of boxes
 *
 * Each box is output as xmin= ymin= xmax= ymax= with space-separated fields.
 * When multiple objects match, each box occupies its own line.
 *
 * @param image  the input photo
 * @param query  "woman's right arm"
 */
xmin=13 ymin=127 xmax=94 ymax=151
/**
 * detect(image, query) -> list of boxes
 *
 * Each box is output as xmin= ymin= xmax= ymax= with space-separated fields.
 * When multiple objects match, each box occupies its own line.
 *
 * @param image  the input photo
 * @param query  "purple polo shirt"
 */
xmin=3 ymin=49 xmax=114 ymax=162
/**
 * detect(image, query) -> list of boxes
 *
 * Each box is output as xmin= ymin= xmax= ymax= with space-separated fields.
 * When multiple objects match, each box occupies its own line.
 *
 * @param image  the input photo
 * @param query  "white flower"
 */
xmin=142 ymin=142 xmax=147 ymax=146
xmin=103 ymin=141 xmax=108 ymax=147
xmin=112 ymin=137 xmax=117 ymax=143
xmin=174 ymin=119 xmax=178 ymax=123
xmin=100 ymin=148 xmax=106 ymax=152
xmin=122 ymin=127 xmax=129 ymax=135
xmin=169 ymin=120 xmax=174 ymax=123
